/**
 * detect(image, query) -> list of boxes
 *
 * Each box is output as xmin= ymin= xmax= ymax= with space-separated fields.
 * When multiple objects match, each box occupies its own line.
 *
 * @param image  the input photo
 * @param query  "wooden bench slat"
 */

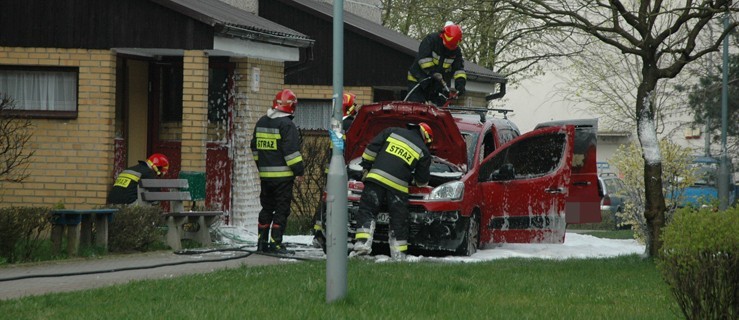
xmin=142 ymin=191 xmax=192 ymax=201
xmin=140 ymin=179 xmax=189 ymax=189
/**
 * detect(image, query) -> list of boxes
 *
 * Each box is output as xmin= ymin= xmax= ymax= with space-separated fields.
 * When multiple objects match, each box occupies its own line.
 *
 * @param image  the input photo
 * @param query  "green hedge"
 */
xmin=0 ymin=206 xmax=51 ymax=263
xmin=657 ymin=206 xmax=739 ymax=320
xmin=107 ymin=205 xmax=166 ymax=252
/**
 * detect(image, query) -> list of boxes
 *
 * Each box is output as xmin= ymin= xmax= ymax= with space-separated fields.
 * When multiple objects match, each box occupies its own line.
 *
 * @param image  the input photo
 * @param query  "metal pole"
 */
xmin=326 ymin=0 xmax=348 ymax=303
xmin=718 ymin=10 xmax=730 ymax=210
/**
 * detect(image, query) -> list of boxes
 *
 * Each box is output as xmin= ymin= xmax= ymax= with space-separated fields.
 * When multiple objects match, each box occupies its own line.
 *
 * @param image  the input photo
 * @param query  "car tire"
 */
xmin=457 ymin=212 xmax=479 ymax=256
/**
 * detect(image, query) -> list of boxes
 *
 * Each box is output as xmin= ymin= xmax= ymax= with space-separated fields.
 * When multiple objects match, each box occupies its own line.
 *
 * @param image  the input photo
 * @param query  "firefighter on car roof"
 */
xmin=107 ymin=153 xmax=170 ymax=205
xmin=351 ymin=122 xmax=433 ymax=259
xmin=406 ymin=21 xmax=467 ymax=107
xmin=250 ymin=89 xmax=305 ymax=255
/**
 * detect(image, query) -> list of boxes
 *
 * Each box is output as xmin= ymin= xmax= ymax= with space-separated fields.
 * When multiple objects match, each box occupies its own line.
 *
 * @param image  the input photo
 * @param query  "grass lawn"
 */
xmin=0 ymin=254 xmax=680 ymax=320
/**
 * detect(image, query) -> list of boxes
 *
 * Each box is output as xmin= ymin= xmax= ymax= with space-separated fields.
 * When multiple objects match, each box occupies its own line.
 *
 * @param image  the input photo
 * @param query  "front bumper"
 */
xmin=347 ymin=202 xmax=467 ymax=252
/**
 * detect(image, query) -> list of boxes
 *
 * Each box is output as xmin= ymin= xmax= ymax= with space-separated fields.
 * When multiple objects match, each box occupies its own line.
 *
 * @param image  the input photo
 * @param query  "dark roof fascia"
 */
xmin=277 ymin=0 xmax=505 ymax=84
xmin=150 ymin=0 xmax=314 ymax=48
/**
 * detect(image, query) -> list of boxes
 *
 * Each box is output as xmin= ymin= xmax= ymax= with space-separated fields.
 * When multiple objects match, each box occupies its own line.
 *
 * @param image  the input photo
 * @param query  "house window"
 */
xmin=0 ymin=66 xmax=78 ymax=118
xmin=292 ymin=99 xmax=333 ymax=130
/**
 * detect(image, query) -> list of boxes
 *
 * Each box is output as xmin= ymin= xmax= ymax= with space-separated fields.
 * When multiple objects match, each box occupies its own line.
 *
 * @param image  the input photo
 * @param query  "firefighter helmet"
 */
xmin=342 ymin=92 xmax=357 ymax=117
xmin=440 ymin=22 xmax=463 ymax=50
xmin=272 ymin=89 xmax=298 ymax=114
xmin=418 ymin=122 xmax=434 ymax=145
xmin=147 ymin=153 xmax=170 ymax=177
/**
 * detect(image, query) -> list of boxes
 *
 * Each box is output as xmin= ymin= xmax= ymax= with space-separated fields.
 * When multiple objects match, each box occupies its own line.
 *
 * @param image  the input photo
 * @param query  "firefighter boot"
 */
xmin=389 ymin=232 xmax=408 ymax=260
xmin=269 ymin=224 xmax=294 ymax=255
xmin=257 ymin=225 xmax=271 ymax=252
xmin=350 ymin=221 xmax=375 ymax=257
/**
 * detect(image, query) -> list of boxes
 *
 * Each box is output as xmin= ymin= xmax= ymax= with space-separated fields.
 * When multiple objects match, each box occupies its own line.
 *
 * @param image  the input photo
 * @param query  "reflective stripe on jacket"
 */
xmin=360 ymin=127 xmax=431 ymax=193
xmin=250 ymin=114 xmax=304 ymax=181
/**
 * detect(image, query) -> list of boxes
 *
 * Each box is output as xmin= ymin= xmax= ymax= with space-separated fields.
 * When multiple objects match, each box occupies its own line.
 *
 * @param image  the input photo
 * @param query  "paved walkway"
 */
xmin=0 ymin=249 xmax=294 ymax=300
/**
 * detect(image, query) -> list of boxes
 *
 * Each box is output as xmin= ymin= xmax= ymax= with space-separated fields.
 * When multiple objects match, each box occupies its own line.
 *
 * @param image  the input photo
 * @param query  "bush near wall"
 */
xmin=289 ymin=130 xmax=331 ymax=234
xmin=107 ymin=205 xmax=165 ymax=252
xmin=657 ymin=206 xmax=739 ymax=320
xmin=0 ymin=207 xmax=51 ymax=263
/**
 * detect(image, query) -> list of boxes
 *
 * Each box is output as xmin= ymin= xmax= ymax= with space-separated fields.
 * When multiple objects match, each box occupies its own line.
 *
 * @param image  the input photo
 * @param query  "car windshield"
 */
xmin=461 ymin=131 xmax=479 ymax=169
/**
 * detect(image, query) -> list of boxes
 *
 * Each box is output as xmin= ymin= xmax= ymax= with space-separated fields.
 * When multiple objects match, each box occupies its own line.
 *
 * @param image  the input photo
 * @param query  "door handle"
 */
xmin=573 ymin=181 xmax=591 ymax=186
xmin=545 ymin=187 xmax=565 ymax=194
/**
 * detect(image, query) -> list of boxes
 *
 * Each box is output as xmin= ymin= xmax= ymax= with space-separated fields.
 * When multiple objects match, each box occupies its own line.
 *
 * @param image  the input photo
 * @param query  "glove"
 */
xmin=449 ymin=88 xmax=458 ymax=99
xmin=361 ymin=169 xmax=368 ymax=181
xmin=456 ymin=85 xmax=465 ymax=96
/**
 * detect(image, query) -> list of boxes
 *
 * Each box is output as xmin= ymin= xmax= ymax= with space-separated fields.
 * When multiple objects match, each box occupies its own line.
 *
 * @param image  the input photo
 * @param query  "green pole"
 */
xmin=718 ymin=10 xmax=730 ymax=210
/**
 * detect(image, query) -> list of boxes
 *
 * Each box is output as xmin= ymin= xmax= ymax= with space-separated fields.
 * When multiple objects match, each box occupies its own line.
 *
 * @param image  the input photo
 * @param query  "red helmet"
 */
xmin=147 ymin=153 xmax=170 ymax=177
xmin=418 ymin=122 xmax=434 ymax=145
xmin=342 ymin=92 xmax=357 ymax=117
xmin=441 ymin=23 xmax=463 ymax=50
xmin=272 ymin=89 xmax=298 ymax=114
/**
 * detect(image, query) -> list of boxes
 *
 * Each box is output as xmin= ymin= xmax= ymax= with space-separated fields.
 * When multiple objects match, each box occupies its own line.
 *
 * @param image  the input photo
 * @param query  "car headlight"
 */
xmin=427 ymin=181 xmax=464 ymax=200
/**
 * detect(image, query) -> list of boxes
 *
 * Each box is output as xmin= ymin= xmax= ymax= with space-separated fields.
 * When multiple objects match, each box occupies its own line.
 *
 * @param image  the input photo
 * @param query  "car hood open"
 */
xmin=344 ymin=101 xmax=467 ymax=167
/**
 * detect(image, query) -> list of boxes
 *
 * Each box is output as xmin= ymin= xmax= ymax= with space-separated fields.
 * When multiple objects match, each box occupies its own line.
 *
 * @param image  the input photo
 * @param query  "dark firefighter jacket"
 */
xmin=250 ymin=114 xmax=304 ymax=181
xmin=408 ymin=32 xmax=467 ymax=92
xmin=360 ymin=127 xmax=431 ymax=193
xmin=107 ymin=161 xmax=157 ymax=204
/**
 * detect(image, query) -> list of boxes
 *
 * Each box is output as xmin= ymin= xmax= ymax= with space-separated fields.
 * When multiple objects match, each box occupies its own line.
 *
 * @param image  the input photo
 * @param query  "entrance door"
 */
xmin=148 ymin=58 xmax=183 ymax=178
xmin=206 ymin=61 xmax=234 ymax=215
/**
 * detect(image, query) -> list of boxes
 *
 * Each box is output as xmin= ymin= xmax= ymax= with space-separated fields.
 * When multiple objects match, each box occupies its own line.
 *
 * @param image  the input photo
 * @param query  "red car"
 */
xmin=319 ymin=101 xmax=601 ymax=256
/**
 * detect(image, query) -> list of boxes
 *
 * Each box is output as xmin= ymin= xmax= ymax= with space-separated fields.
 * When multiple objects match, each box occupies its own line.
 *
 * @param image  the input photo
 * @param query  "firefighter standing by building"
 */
xmin=406 ymin=21 xmax=467 ymax=107
xmin=251 ymin=89 xmax=305 ymax=255
xmin=312 ymin=92 xmax=359 ymax=248
xmin=351 ymin=122 xmax=434 ymax=259
xmin=107 ymin=153 xmax=170 ymax=205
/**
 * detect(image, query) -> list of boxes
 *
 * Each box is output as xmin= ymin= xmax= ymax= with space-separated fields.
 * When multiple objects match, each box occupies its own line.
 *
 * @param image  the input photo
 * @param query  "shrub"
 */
xmin=612 ymin=139 xmax=695 ymax=244
xmin=657 ymin=206 xmax=739 ymax=320
xmin=108 ymin=205 xmax=165 ymax=252
xmin=0 ymin=206 xmax=51 ymax=263
xmin=289 ymin=129 xmax=330 ymax=234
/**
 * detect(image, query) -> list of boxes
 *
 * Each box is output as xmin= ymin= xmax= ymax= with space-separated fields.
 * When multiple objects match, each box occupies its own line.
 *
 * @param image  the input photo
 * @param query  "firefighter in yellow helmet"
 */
xmin=351 ymin=122 xmax=434 ymax=260
xmin=250 ymin=89 xmax=305 ymax=255
xmin=311 ymin=92 xmax=359 ymax=249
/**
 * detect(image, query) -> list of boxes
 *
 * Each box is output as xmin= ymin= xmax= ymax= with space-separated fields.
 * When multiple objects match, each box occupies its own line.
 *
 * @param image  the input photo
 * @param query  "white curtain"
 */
xmin=0 ymin=69 xmax=77 ymax=111
xmin=292 ymin=100 xmax=332 ymax=130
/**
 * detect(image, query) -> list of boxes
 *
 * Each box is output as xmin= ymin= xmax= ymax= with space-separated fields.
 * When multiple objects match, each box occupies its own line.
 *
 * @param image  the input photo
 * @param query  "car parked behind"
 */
xmin=598 ymin=173 xmax=630 ymax=229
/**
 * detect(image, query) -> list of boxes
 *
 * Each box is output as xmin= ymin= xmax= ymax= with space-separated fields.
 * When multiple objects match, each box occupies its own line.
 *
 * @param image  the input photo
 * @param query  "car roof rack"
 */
xmin=444 ymin=106 xmax=514 ymax=123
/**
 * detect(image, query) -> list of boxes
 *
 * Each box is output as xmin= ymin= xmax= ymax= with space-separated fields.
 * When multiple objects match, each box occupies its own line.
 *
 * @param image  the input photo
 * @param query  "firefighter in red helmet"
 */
xmin=250 ymin=89 xmax=305 ymax=254
xmin=350 ymin=122 xmax=434 ymax=260
xmin=107 ymin=153 xmax=170 ymax=204
xmin=406 ymin=21 xmax=467 ymax=107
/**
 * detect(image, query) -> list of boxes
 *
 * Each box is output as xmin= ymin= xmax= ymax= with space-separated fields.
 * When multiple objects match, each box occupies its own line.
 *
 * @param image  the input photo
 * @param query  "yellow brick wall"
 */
xmin=289 ymin=85 xmax=373 ymax=106
xmin=0 ymin=47 xmax=116 ymax=208
xmin=180 ymin=51 xmax=208 ymax=171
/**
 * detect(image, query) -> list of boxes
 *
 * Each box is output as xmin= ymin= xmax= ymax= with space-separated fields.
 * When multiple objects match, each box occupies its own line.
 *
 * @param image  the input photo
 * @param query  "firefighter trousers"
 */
xmin=355 ymin=181 xmax=410 ymax=242
xmin=258 ymin=179 xmax=295 ymax=244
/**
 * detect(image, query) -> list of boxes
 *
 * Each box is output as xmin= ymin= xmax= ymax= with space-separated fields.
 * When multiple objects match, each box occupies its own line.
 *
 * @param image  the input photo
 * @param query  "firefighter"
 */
xmin=406 ymin=21 xmax=467 ymax=107
xmin=312 ymin=92 xmax=359 ymax=248
xmin=107 ymin=153 xmax=170 ymax=205
xmin=351 ymin=122 xmax=434 ymax=259
xmin=250 ymin=89 xmax=305 ymax=254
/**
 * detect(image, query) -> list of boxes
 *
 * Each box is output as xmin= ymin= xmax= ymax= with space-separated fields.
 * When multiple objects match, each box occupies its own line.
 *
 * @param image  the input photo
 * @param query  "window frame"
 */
xmin=0 ymin=65 xmax=79 ymax=119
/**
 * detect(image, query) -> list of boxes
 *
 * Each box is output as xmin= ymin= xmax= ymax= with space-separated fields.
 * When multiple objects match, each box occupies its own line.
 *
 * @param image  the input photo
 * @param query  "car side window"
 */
xmin=479 ymin=132 xmax=566 ymax=182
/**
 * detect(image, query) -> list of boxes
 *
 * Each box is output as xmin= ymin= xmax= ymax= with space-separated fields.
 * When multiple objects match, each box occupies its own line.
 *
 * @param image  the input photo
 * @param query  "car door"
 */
xmin=478 ymin=125 xmax=574 ymax=245
xmin=535 ymin=119 xmax=601 ymax=224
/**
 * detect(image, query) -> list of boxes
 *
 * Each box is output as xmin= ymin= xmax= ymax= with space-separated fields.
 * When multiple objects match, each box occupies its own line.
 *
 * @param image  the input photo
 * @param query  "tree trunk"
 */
xmin=636 ymin=72 xmax=668 ymax=257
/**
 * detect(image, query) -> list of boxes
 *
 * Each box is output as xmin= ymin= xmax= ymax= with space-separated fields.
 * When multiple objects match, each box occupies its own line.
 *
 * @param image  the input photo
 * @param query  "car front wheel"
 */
xmin=457 ymin=213 xmax=479 ymax=256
